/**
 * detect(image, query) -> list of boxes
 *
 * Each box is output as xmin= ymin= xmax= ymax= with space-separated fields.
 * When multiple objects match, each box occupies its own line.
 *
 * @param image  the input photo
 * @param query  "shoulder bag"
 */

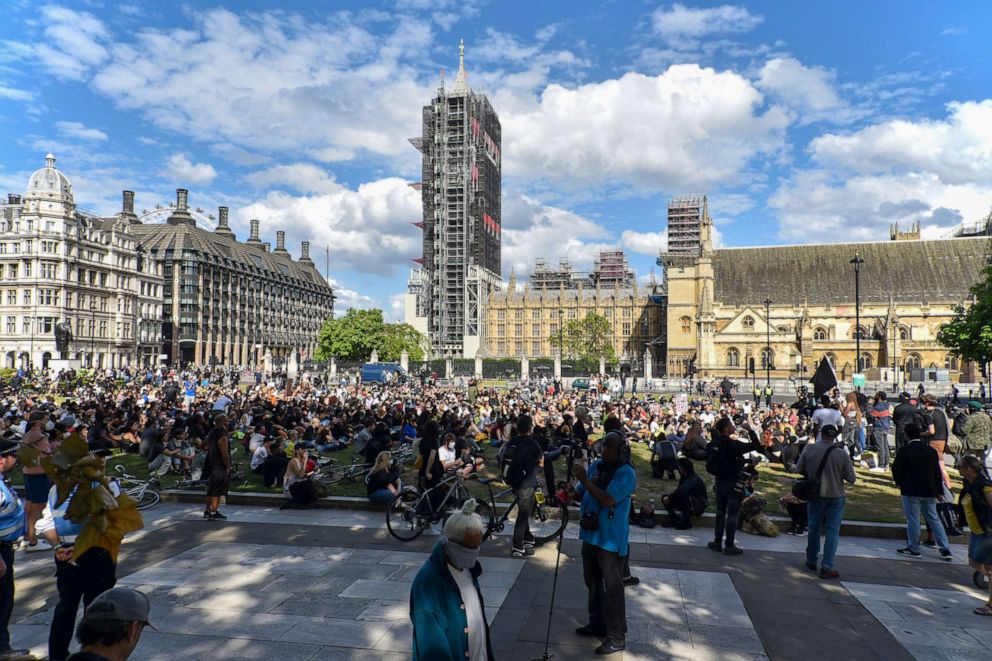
xmin=791 ymin=445 xmax=840 ymax=502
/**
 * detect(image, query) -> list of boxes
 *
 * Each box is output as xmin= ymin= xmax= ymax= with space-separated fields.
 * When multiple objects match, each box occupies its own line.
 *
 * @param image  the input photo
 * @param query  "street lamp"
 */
xmin=851 ymin=252 xmax=864 ymax=390
xmin=763 ymin=297 xmax=772 ymax=386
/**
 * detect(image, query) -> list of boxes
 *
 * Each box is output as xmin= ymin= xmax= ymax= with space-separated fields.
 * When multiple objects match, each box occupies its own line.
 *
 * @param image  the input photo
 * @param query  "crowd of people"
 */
xmin=1 ymin=364 xmax=992 ymax=657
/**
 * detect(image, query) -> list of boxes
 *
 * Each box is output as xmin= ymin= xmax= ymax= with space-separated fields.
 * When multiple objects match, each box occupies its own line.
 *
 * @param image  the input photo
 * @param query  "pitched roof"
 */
xmin=711 ymin=237 xmax=988 ymax=306
xmin=130 ymin=221 xmax=330 ymax=290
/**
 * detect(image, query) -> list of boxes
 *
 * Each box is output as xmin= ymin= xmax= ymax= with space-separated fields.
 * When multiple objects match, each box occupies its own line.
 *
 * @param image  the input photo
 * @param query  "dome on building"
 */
xmin=24 ymin=153 xmax=74 ymax=205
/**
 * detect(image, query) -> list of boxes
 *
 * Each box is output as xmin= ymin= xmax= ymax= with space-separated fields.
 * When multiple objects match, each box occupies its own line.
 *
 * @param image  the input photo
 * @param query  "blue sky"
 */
xmin=1 ymin=1 xmax=990 ymax=318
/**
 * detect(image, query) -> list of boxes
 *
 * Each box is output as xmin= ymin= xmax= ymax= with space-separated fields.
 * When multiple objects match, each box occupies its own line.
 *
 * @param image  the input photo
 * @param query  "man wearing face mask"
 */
xmin=410 ymin=499 xmax=494 ymax=661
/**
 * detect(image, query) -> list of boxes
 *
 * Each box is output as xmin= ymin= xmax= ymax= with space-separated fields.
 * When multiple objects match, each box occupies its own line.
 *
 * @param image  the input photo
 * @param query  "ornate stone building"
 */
xmin=660 ymin=209 xmax=989 ymax=384
xmin=0 ymin=155 xmax=164 ymax=369
xmin=484 ymin=263 xmax=666 ymax=372
xmin=132 ymin=191 xmax=334 ymax=367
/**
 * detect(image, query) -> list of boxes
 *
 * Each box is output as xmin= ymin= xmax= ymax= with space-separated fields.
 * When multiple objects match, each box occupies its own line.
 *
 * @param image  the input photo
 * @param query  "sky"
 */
xmin=1 ymin=1 xmax=990 ymax=319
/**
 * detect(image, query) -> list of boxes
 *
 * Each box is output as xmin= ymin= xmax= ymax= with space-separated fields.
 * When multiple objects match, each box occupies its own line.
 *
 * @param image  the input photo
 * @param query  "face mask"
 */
xmin=444 ymin=539 xmax=480 ymax=570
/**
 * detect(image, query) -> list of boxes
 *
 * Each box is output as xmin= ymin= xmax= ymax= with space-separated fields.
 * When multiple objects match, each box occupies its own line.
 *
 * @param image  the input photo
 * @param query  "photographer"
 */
xmin=572 ymin=432 xmax=636 ymax=656
xmin=705 ymin=416 xmax=761 ymax=556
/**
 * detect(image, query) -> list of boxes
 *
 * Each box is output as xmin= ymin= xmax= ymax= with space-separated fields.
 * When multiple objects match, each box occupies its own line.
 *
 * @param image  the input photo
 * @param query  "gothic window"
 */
xmin=680 ymin=316 xmax=691 ymax=334
xmin=727 ymin=348 xmax=740 ymax=367
xmin=813 ymin=327 xmax=828 ymax=340
xmin=825 ymin=352 xmax=837 ymax=368
xmin=899 ymin=327 xmax=909 ymax=341
xmin=860 ymin=353 xmax=872 ymax=370
xmin=905 ymin=354 xmax=922 ymax=370
xmin=742 ymin=316 xmax=755 ymax=331
xmin=852 ymin=325 xmax=869 ymax=340
xmin=761 ymin=348 xmax=774 ymax=369
xmin=945 ymin=355 xmax=959 ymax=371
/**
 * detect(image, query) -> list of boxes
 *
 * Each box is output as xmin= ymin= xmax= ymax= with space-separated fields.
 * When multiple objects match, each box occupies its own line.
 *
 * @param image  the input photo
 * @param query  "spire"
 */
xmin=45 ymin=153 xmax=56 ymax=168
xmin=507 ymin=268 xmax=516 ymax=293
xmin=452 ymin=39 xmax=470 ymax=96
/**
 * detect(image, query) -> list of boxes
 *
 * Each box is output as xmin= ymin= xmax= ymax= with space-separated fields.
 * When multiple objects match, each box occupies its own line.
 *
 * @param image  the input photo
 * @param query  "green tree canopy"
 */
xmin=549 ymin=312 xmax=615 ymax=362
xmin=315 ymin=309 xmax=426 ymax=362
xmin=938 ymin=258 xmax=992 ymax=369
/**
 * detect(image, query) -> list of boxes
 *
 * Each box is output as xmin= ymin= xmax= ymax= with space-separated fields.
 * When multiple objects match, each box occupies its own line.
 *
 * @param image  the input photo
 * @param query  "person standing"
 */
xmin=0 ymin=441 xmax=29 ymax=659
xmin=892 ymin=423 xmax=953 ymax=561
xmin=499 ymin=415 xmax=543 ymax=558
xmin=892 ymin=392 xmax=920 ymax=454
xmin=957 ymin=455 xmax=992 ymax=616
xmin=705 ymin=417 xmax=760 ymax=555
xmin=203 ymin=414 xmax=232 ymax=520
xmin=572 ymin=433 xmax=636 ymax=656
xmin=869 ymin=392 xmax=892 ymax=471
xmin=410 ymin=499 xmax=493 ymax=660
xmin=20 ymin=416 xmax=53 ymax=552
xmin=67 ymin=587 xmax=154 ymax=661
xmin=752 ymin=384 xmax=761 ymax=406
xmin=962 ymin=401 xmax=992 ymax=458
xmin=796 ymin=424 xmax=856 ymax=579
xmin=764 ymin=384 xmax=773 ymax=408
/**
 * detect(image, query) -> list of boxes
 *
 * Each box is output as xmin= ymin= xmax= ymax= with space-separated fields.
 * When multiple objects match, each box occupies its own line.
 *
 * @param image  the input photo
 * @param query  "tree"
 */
xmin=315 ymin=309 xmax=386 ymax=362
xmin=314 ymin=309 xmax=426 ymax=362
xmin=382 ymin=323 xmax=426 ymax=362
xmin=938 ymin=259 xmax=992 ymax=373
xmin=549 ymin=312 xmax=615 ymax=362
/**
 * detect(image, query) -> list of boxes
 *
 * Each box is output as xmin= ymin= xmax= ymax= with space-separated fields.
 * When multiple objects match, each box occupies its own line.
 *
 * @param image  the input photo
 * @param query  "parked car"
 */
xmin=571 ymin=378 xmax=590 ymax=390
xmin=361 ymin=363 xmax=406 ymax=384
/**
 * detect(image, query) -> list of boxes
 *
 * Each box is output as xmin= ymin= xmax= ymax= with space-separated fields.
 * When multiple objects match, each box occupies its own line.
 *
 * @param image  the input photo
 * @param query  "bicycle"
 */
xmin=317 ymin=454 xmax=371 ymax=485
xmin=385 ymin=470 xmax=474 ymax=541
xmin=113 ymin=465 xmax=161 ymax=510
xmin=471 ymin=476 xmax=568 ymax=545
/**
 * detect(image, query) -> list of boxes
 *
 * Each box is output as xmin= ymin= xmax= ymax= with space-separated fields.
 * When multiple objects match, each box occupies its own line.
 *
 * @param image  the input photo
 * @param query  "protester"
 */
xmin=366 ymin=451 xmax=401 ymax=505
xmin=20 ymin=416 xmax=53 ymax=552
xmin=869 ymin=391 xmax=892 ymax=472
xmin=67 ymin=587 xmax=154 ymax=661
xmin=573 ymin=432 xmax=636 ymax=656
xmin=958 ymin=455 xmax=992 ymax=616
xmin=500 ymin=415 xmax=543 ymax=558
xmin=962 ymin=401 xmax=992 ymax=458
xmin=891 ymin=423 xmax=953 ymax=561
xmin=410 ymin=499 xmax=493 ymax=660
xmin=203 ymin=414 xmax=232 ymax=520
xmin=796 ymin=424 xmax=856 ymax=579
xmin=661 ymin=457 xmax=707 ymax=530
xmin=705 ymin=416 xmax=760 ymax=555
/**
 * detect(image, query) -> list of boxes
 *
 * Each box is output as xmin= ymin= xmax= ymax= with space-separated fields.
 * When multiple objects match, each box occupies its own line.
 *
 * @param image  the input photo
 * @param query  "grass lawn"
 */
xmin=93 ymin=436 xmax=959 ymax=524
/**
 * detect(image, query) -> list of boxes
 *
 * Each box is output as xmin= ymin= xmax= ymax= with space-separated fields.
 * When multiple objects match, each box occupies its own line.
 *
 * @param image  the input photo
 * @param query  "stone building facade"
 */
xmin=661 ymin=211 xmax=989 ymax=384
xmin=484 ymin=271 xmax=666 ymax=372
xmin=0 ymin=155 xmax=164 ymax=369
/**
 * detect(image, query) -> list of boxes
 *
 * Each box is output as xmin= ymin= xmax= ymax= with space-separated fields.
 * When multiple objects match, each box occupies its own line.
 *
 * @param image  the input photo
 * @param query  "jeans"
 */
xmin=513 ymin=486 xmax=535 ymax=550
xmin=0 ymin=544 xmax=14 ymax=652
xmin=368 ymin=489 xmax=394 ymax=505
xmin=902 ymin=496 xmax=950 ymax=552
xmin=806 ymin=497 xmax=845 ymax=571
xmin=872 ymin=428 xmax=890 ymax=468
xmin=581 ymin=541 xmax=626 ymax=642
xmin=712 ymin=478 xmax=741 ymax=547
xmin=50 ymin=548 xmax=117 ymax=660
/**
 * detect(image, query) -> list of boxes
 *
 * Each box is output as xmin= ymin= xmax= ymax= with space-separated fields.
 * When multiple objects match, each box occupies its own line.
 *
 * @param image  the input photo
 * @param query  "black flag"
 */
xmin=809 ymin=357 xmax=838 ymax=399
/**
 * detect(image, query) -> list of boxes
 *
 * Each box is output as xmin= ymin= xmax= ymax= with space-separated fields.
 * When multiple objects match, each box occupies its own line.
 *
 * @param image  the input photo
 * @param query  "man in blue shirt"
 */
xmin=0 ymin=440 xmax=29 ymax=659
xmin=572 ymin=432 xmax=636 ymax=656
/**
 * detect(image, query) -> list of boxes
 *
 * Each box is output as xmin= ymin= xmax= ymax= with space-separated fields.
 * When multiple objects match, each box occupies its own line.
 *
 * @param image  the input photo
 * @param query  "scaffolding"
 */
xmin=659 ymin=194 xmax=708 ymax=268
xmin=591 ymin=250 xmax=634 ymax=287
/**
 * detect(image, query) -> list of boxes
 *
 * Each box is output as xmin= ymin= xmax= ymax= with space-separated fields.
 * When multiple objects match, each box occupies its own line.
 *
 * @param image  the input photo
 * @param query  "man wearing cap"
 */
xmin=38 ymin=449 xmax=121 ymax=661
xmin=796 ymin=424 xmax=856 ymax=579
xmin=68 ymin=587 xmax=153 ymax=661
xmin=0 ymin=440 xmax=29 ymax=659
xmin=962 ymin=401 xmax=992 ymax=457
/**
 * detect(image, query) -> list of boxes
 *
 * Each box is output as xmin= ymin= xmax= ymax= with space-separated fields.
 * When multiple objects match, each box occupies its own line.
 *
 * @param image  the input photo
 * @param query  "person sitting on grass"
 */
xmin=282 ymin=444 xmax=317 ymax=509
xmin=661 ymin=458 xmax=708 ymax=530
xmin=438 ymin=433 xmax=482 ymax=479
xmin=366 ymin=451 xmax=401 ymax=505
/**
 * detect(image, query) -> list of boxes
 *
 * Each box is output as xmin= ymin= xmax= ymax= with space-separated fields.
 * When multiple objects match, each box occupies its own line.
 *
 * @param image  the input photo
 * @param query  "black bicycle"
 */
xmin=472 ymin=476 xmax=569 ymax=544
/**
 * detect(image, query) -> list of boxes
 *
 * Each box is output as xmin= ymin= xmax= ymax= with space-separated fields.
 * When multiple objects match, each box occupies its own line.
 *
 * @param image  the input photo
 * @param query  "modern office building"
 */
xmin=408 ymin=40 xmax=503 ymax=358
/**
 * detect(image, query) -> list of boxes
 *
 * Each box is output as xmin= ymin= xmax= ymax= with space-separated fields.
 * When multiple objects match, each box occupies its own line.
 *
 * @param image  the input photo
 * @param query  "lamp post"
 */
xmin=850 ymin=252 xmax=864 ymax=390
xmin=763 ymin=297 xmax=772 ymax=386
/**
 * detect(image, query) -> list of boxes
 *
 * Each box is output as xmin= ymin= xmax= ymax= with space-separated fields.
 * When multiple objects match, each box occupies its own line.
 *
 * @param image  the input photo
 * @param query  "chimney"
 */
xmin=166 ymin=188 xmax=195 ymax=227
xmin=262 ymin=242 xmax=271 ymax=252
xmin=214 ymin=206 xmax=235 ymax=239
xmin=246 ymin=218 xmax=263 ymax=248
xmin=120 ymin=190 xmax=138 ymax=223
xmin=273 ymin=230 xmax=289 ymax=255
xmin=299 ymin=241 xmax=314 ymax=265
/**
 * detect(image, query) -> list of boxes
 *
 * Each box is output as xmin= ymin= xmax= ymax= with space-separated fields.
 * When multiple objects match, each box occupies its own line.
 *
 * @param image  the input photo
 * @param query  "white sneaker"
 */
xmin=24 ymin=539 xmax=53 ymax=553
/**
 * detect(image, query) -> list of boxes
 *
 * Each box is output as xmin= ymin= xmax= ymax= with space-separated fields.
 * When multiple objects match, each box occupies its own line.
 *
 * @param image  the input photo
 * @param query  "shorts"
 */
xmin=23 ymin=473 xmax=51 ymax=504
xmin=206 ymin=469 xmax=230 ymax=497
xmin=969 ymin=532 xmax=992 ymax=565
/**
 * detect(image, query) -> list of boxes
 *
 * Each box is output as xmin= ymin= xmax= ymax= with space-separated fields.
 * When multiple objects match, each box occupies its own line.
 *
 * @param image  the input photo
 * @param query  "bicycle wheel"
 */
xmin=474 ymin=500 xmax=497 ymax=541
xmin=530 ymin=498 xmax=569 ymax=543
xmin=319 ymin=466 xmax=354 ymax=485
xmin=136 ymin=489 xmax=161 ymax=510
xmin=387 ymin=487 xmax=428 ymax=541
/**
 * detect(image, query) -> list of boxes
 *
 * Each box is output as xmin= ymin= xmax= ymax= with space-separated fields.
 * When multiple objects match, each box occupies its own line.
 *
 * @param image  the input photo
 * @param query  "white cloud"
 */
xmin=56 ymin=121 xmax=108 ymax=141
xmin=652 ymin=4 xmax=763 ymax=48
xmin=0 ymin=84 xmax=32 ymax=101
xmin=33 ymin=5 xmax=110 ymax=80
xmin=237 ymin=177 xmax=422 ymax=276
xmin=620 ymin=230 xmax=667 ymax=256
xmin=502 ymin=64 xmax=789 ymax=190
xmin=756 ymin=58 xmax=860 ymax=124
xmin=388 ymin=293 xmax=406 ymax=322
xmin=244 ymin=163 xmax=337 ymax=194
xmin=329 ymin=277 xmax=379 ymax=316
xmin=162 ymin=153 xmax=218 ymax=185
xmin=770 ymin=100 xmax=992 ymax=242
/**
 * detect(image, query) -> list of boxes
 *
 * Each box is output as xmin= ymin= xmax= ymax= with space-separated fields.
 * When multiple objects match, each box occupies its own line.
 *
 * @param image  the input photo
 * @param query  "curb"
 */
xmin=158 ymin=489 xmax=965 ymax=544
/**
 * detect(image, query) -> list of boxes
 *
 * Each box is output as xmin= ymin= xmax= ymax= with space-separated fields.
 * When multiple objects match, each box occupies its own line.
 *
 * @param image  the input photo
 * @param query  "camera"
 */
xmin=579 ymin=512 xmax=600 ymax=531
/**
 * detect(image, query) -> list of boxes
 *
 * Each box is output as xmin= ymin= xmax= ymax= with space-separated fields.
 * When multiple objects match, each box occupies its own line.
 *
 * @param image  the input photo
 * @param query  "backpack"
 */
xmin=498 ymin=438 xmax=526 ymax=488
xmin=705 ymin=437 xmax=742 ymax=480
xmin=653 ymin=439 xmax=677 ymax=462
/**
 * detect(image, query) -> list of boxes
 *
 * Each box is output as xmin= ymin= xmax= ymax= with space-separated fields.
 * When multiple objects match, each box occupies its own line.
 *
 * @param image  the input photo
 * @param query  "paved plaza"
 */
xmin=6 ymin=503 xmax=992 ymax=660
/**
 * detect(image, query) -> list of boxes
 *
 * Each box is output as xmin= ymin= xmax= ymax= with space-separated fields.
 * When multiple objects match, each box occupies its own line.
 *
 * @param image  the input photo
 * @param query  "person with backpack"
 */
xmin=795 ymin=424 xmax=856 ymax=579
xmin=651 ymin=433 xmax=678 ymax=480
xmin=661 ymin=458 xmax=707 ymax=530
xmin=498 ymin=415 xmax=543 ymax=558
xmin=705 ymin=416 xmax=761 ymax=555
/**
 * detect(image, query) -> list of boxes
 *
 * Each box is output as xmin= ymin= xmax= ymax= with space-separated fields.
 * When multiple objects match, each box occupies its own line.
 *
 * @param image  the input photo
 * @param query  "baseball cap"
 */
xmin=0 ymin=440 xmax=18 ymax=457
xmin=820 ymin=424 xmax=839 ymax=438
xmin=968 ymin=400 xmax=984 ymax=411
xmin=81 ymin=588 xmax=156 ymax=629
